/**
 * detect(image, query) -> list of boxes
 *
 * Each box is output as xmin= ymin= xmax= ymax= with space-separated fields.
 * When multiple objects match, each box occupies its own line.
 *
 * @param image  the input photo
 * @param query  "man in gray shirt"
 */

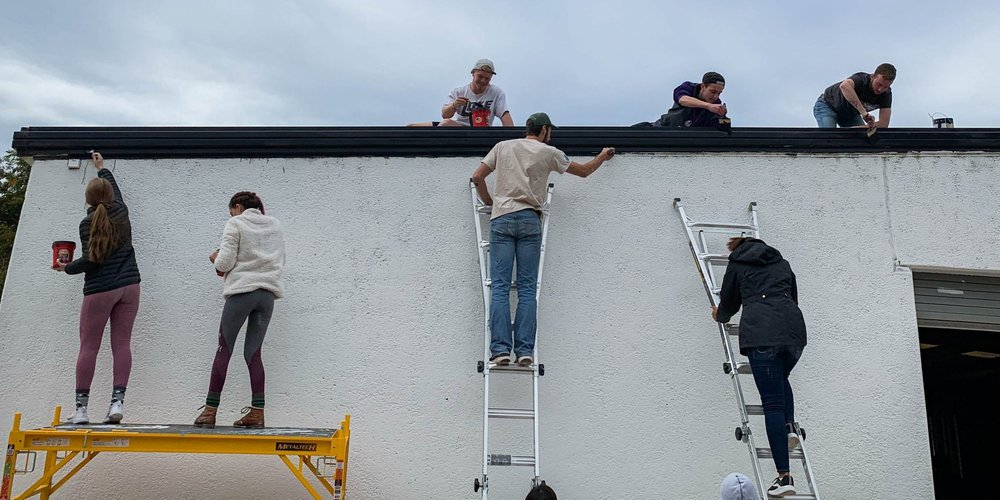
xmin=471 ymin=112 xmax=614 ymax=366
xmin=814 ymin=63 xmax=895 ymax=128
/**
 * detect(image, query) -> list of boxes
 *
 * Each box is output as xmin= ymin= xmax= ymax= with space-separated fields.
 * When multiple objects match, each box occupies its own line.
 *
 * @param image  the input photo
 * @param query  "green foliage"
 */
xmin=1 ymin=149 xmax=31 ymax=295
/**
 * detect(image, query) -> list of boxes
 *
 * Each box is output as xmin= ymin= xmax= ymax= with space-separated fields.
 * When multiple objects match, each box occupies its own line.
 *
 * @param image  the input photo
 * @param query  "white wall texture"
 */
xmin=2 ymin=151 xmax=996 ymax=499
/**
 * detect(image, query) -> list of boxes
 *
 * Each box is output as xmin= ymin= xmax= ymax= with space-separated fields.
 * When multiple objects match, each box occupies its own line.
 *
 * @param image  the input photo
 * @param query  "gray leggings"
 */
xmin=207 ymin=289 xmax=275 ymax=397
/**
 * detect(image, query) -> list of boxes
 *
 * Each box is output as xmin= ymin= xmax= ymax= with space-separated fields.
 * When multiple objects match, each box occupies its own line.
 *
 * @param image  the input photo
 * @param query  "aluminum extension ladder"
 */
xmin=673 ymin=198 xmax=821 ymax=500
xmin=470 ymin=181 xmax=554 ymax=499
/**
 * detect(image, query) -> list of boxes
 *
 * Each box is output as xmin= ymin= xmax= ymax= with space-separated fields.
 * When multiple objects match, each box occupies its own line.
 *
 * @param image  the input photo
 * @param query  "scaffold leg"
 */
xmin=300 ymin=457 xmax=338 ymax=497
xmin=48 ymin=452 xmax=98 ymax=494
xmin=15 ymin=451 xmax=80 ymax=500
xmin=280 ymin=455 xmax=323 ymax=500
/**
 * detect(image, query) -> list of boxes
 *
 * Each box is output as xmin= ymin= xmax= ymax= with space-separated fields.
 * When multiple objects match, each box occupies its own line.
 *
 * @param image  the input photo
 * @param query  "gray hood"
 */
xmin=720 ymin=473 xmax=758 ymax=500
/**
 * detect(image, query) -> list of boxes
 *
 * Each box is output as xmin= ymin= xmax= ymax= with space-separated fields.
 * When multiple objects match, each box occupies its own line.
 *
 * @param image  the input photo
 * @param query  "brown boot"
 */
xmin=194 ymin=405 xmax=217 ymax=428
xmin=233 ymin=406 xmax=264 ymax=429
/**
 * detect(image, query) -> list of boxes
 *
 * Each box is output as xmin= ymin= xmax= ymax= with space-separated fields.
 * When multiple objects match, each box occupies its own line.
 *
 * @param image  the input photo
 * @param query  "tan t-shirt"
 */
xmin=482 ymin=138 xmax=571 ymax=220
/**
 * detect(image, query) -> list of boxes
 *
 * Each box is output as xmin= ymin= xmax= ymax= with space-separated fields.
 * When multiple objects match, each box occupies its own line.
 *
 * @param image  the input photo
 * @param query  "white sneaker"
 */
xmin=69 ymin=406 xmax=89 ymax=425
xmin=104 ymin=400 xmax=124 ymax=424
xmin=788 ymin=432 xmax=801 ymax=450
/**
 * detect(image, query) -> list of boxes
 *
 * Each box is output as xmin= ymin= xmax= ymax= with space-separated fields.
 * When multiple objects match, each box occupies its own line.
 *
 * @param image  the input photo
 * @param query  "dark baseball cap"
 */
xmin=526 ymin=112 xmax=556 ymax=128
xmin=702 ymin=71 xmax=726 ymax=85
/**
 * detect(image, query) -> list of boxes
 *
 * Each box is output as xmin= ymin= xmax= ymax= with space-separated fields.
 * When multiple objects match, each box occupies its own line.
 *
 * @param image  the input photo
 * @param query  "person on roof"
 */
xmin=814 ymin=63 xmax=895 ymax=128
xmin=645 ymin=71 xmax=729 ymax=128
xmin=407 ymin=58 xmax=514 ymax=127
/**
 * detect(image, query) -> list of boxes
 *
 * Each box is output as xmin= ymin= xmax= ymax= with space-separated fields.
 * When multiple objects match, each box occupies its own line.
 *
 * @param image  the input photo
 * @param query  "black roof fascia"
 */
xmin=11 ymin=126 xmax=1000 ymax=159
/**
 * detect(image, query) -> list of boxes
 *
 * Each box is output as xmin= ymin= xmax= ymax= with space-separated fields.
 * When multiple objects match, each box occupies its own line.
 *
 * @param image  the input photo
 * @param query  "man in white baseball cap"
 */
xmin=407 ymin=58 xmax=514 ymax=127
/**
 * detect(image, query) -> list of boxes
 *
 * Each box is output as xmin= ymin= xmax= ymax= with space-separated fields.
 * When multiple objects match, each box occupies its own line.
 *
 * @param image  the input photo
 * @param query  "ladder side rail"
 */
xmin=534 ymin=183 xmax=555 ymax=300
xmin=530 ymin=183 xmax=554 ymax=485
xmin=698 ymin=234 xmax=723 ymax=303
xmin=797 ymin=441 xmax=821 ymax=499
xmin=471 ymin=181 xmax=492 ymax=361
xmin=748 ymin=202 xmax=760 ymax=238
xmin=471 ymin=181 xmax=492 ymax=500
xmin=741 ymin=201 xmax=769 ymax=499
xmin=724 ymin=327 xmax=768 ymax=499
xmin=674 ymin=201 xmax=721 ymax=305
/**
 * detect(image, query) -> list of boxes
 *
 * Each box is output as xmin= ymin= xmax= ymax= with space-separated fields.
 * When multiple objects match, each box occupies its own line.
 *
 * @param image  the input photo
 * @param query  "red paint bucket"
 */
xmin=52 ymin=241 xmax=76 ymax=268
xmin=470 ymin=103 xmax=490 ymax=128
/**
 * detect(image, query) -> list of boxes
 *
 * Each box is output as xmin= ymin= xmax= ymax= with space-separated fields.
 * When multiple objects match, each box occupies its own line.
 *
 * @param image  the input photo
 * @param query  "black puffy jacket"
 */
xmin=715 ymin=238 xmax=806 ymax=353
xmin=64 ymin=169 xmax=141 ymax=295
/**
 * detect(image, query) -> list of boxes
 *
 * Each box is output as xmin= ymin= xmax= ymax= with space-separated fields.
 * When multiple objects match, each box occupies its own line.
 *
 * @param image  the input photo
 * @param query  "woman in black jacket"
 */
xmin=54 ymin=152 xmax=141 ymax=425
xmin=713 ymin=237 xmax=806 ymax=498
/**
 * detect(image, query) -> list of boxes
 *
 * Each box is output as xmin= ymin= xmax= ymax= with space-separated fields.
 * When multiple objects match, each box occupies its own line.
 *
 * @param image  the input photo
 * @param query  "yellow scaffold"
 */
xmin=1 ymin=407 xmax=350 ymax=500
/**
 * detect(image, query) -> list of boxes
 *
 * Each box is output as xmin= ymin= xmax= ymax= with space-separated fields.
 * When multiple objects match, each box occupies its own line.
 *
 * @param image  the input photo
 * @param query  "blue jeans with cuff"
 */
xmin=488 ymin=209 xmax=542 ymax=357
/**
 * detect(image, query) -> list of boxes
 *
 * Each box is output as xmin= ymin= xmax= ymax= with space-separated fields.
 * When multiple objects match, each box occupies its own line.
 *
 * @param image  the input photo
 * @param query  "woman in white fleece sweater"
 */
xmin=194 ymin=191 xmax=285 ymax=429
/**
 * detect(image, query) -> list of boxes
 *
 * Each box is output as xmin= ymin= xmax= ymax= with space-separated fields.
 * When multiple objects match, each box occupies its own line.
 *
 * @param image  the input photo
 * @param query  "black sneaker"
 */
xmin=767 ymin=475 xmax=796 ymax=497
xmin=489 ymin=353 xmax=511 ymax=365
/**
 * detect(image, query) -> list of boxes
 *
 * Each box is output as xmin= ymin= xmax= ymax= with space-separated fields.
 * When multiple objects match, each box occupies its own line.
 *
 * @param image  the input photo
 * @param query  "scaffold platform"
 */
xmin=2 ymin=407 xmax=350 ymax=500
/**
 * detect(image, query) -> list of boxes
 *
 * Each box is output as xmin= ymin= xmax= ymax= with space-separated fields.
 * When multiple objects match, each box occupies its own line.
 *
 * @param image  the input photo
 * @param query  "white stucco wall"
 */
xmin=2 ymin=151 xmax=995 ymax=499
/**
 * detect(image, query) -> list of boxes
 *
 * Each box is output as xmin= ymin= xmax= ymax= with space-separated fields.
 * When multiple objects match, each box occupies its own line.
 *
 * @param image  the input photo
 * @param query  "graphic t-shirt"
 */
xmin=481 ymin=138 xmax=570 ymax=219
xmin=821 ymin=72 xmax=892 ymax=118
xmin=446 ymin=84 xmax=509 ymax=126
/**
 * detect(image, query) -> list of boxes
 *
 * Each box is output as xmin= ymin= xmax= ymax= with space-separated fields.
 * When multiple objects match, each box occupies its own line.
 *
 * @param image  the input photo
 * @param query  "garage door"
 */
xmin=913 ymin=272 xmax=1000 ymax=332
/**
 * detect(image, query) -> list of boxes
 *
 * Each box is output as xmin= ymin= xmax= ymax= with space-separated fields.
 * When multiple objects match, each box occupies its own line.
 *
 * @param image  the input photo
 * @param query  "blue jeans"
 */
xmin=813 ymin=99 xmax=864 ymax=128
xmin=747 ymin=345 xmax=803 ymax=473
xmin=489 ymin=209 xmax=542 ymax=357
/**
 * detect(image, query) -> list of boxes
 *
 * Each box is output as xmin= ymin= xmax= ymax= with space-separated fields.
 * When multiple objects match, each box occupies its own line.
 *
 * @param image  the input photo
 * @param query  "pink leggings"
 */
xmin=76 ymin=284 xmax=141 ymax=391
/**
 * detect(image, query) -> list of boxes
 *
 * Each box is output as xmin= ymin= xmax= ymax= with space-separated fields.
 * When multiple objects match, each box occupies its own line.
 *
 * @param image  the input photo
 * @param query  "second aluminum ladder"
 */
xmin=470 ymin=181 xmax=554 ymax=499
xmin=673 ymin=198 xmax=821 ymax=500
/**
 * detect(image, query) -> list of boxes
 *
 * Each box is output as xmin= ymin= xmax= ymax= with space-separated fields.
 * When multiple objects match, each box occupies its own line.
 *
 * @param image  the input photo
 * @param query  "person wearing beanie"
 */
xmin=650 ymin=71 xmax=729 ymax=128
xmin=720 ymin=472 xmax=759 ymax=500
xmin=407 ymin=58 xmax=514 ymax=127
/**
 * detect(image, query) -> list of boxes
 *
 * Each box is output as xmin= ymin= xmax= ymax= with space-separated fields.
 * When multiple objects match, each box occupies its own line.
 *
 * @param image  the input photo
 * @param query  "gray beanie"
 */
xmin=720 ymin=473 xmax=758 ymax=500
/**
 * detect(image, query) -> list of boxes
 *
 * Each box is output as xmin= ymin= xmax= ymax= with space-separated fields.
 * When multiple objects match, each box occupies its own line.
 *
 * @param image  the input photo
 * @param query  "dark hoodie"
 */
xmin=715 ymin=238 xmax=807 ymax=353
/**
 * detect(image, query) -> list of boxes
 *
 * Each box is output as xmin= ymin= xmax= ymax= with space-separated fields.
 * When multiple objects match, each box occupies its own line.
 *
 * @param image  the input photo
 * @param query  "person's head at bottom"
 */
xmin=525 ymin=480 xmax=557 ymax=500
xmin=720 ymin=472 xmax=758 ymax=500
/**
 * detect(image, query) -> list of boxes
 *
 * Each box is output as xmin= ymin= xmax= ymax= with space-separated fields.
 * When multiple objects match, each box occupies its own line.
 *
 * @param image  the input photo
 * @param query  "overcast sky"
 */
xmin=2 ymin=0 xmax=997 ymax=146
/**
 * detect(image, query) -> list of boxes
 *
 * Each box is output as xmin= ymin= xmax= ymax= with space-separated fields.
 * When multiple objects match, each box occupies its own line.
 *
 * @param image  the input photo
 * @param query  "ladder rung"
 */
xmin=756 ymin=447 xmax=805 ymax=460
xmin=477 ymin=205 xmax=492 ymax=214
xmin=745 ymin=404 xmax=763 ymax=415
xmin=486 ymin=364 xmax=536 ymax=374
xmin=483 ymin=280 xmax=526 ymax=288
xmin=724 ymin=361 xmax=752 ymax=375
xmin=724 ymin=324 xmax=739 ymax=336
xmin=488 ymin=407 xmax=534 ymax=420
xmin=688 ymin=222 xmax=757 ymax=232
xmin=480 ymin=240 xmax=490 ymax=248
xmin=701 ymin=253 xmax=730 ymax=263
xmin=488 ymin=454 xmax=535 ymax=466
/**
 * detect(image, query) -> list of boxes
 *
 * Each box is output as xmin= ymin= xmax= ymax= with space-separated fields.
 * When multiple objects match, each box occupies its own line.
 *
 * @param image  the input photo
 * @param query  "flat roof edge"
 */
xmin=11 ymin=126 xmax=1000 ymax=159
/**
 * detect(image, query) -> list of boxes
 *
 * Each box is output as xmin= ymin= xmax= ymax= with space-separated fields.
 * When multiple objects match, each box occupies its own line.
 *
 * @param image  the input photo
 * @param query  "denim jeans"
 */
xmin=813 ymin=99 xmax=864 ymax=128
xmin=489 ymin=209 xmax=542 ymax=357
xmin=747 ymin=345 xmax=804 ymax=473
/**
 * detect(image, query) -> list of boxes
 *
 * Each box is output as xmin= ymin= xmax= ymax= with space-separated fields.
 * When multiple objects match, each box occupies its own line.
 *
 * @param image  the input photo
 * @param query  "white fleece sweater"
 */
xmin=214 ymin=208 xmax=285 ymax=298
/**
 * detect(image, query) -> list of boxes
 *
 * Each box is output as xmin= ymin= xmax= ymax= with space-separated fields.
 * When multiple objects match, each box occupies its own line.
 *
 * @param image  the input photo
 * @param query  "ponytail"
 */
xmin=88 ymin=203 xmax=119 ymax=263
xmin=84 ymin=177 xmax=119 ymax=263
